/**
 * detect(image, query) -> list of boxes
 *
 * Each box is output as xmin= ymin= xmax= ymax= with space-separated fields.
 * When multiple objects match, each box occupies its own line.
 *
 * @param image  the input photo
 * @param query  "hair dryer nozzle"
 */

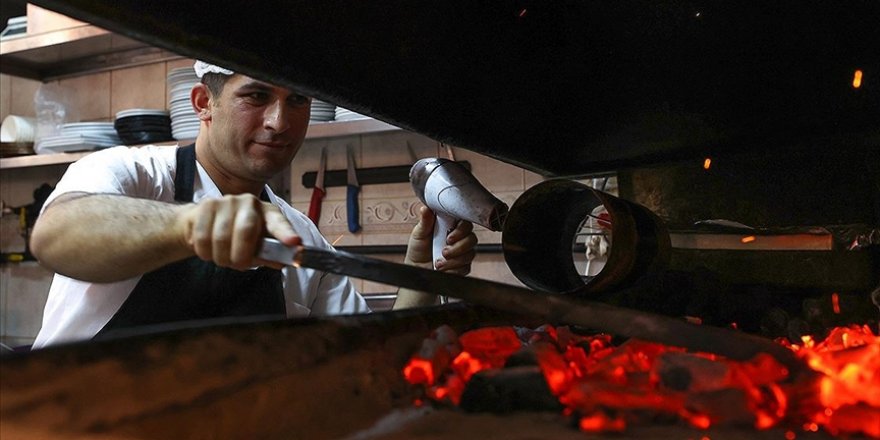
xmin=410 ymin=158 xmax=508 ymax=231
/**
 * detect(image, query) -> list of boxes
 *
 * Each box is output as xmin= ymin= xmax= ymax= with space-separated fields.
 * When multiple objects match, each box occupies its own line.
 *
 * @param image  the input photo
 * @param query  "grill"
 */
xmin=2 ymin=1 xmax=878 ymax=439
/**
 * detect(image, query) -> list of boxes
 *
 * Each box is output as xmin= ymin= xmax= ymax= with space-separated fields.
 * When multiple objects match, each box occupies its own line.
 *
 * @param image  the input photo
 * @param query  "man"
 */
xmin=29 ymin=61 xmax=477 ymax=348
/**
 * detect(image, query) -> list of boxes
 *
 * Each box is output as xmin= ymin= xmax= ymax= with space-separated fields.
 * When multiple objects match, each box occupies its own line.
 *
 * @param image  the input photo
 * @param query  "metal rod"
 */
xmin=294 ymin=246 xmax=807 ymax=378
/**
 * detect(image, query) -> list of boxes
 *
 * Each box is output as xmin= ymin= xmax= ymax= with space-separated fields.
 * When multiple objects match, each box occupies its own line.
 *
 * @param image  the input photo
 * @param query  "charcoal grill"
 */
xmin=1 ymin=1 xmax=878 ymax=438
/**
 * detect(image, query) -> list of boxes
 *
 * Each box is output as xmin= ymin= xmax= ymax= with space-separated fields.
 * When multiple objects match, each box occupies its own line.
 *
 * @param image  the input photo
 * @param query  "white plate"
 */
xmin=170 ymin=114 xmax=198 ymax=121
xmin=173 ymin=131 xmax=199 ymax=140
xmin=39 ymin=142 xmax=103 ymax=154
xmin=61 ymin=127 xmax=118 ymax=133
xmin=167 ymin=69 xmax=197 ymax=82
xmin=37 ymin=134 xmax=121 ymax=153
xmin=61 ymin=126 xmax=117 ymax=132
xmin=170 ymin=113 xmax=198 ymax=120
xmin=335 ymin=114 xmax=371 ymax=121
xmin=116 ymin=109 xmax=169 ymax=119
xmin=170 ymin=83 xmax=194 ymax=95
xmin=167 ymin=80 xmax=195 ymax=88
xmin=169 ymin=106 xmax=194 ymax=114
xmin=61 ymin=129 xmax=119 ymax=136
xmin=169 ymin=84 xmax=197 ymax=95
xmin=41 ymin=132 xmax=120 ymax=141
xmin=169 ymin=96 xmax=191 ymax=105
xmin=62 ymin=122 xmax=115 ymax=128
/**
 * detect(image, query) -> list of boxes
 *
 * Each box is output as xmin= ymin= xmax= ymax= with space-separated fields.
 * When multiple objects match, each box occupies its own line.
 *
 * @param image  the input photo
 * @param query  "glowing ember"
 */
xmin=853 ymin=69 xmax=863 ymax=89
xmin=404 ymin=324 xmax=880 ymax=437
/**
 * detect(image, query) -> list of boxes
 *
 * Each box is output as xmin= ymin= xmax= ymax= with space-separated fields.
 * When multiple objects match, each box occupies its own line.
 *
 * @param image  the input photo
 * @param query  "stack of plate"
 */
xmin=335 ymin=107 xmax=371 ymax=122
xmin=167 ymin=67 xmax=200 ymax=140
xmin=37 ymin=122 xmax=122 ymax=154
xmin=0 ymin=16 xmax=26 ymax=40
xmin=114 ymin=109 xmax=173 ymax=145
xmin=310 ymin=100 xmax=336 ymax=122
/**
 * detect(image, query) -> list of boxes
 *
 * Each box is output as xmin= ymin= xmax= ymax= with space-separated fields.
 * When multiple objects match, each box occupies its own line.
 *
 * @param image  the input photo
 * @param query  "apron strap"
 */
xmin=175 ymin=144 xmax=197 ymax=202
xmin=175 ymin=143 xmax=271 ymax=202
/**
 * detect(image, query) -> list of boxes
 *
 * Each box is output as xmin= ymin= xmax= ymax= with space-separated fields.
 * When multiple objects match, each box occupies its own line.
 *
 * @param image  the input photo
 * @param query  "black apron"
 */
xmin=96 ymin=145 xmax=286 ymax=339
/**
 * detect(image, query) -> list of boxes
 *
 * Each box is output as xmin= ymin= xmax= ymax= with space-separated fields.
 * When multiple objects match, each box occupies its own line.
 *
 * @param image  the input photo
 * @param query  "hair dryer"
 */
xmin=410 ymin=158 xmax=508 ymax=268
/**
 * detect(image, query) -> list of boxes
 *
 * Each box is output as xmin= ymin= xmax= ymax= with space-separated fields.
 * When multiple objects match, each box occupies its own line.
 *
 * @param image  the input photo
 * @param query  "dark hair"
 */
xmin=201 ymin=72 xmax=231 ymax=98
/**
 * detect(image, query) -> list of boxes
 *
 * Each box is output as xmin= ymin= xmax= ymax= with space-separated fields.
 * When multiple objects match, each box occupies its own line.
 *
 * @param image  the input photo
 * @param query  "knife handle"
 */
xmin=347 ymin=184 xmax=361 ymax=233
xmin=307 ymin=187 xmax=325 ymax=225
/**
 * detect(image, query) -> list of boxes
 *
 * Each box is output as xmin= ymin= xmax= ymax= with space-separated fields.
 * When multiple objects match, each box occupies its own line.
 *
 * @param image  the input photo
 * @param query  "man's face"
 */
xmin=202 ymin=74 xmax=311 ymax=186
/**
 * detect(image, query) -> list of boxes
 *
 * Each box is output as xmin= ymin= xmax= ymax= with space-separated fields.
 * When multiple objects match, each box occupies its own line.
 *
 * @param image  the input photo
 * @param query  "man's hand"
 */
xmin=395 ymin=206 xmax=478 ymax=309
xmin=179 ymin=194 xmax=301 ymax=270
xmin=404 ymin=206 xmax=477 ymax=274
xmin=31 ymin=192 xmax=302 ymax=282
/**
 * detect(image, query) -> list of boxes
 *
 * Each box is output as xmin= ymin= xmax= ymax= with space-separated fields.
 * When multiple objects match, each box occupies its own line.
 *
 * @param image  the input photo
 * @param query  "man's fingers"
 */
xmin=438 ymin=249 xmax=475 ymax=275
xmin=262 ymin=202 xmax=302 ymax=247
xmin=411 ymin=206 xmax=436 ymax=240
xmin=437 ymin=222 xmax=477 ymax=274
xmin=230 ymin=199 xmax=265 ymax=267
xmin=190 ymin=199 xmax=218 ymax=260
xmin=443 ymin=231 xmax=478 ymax=258
xmin=212 ymin=197 xmax=237 ymax=266
xmin=445 ymin=220 xmax=474 ymax=244
xmin=184 ymin=195 xmax=299 ymax=270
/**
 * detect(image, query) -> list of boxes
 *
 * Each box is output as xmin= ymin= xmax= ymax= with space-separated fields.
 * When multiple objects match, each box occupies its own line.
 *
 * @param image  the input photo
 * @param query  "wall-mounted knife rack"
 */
xmin=301 ymin=161 xmax=471 ymax=189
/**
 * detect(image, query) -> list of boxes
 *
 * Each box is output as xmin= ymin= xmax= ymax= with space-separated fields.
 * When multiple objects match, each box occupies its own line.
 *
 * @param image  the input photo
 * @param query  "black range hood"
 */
xmin=29 ymin=1 xmax=880 ymax=176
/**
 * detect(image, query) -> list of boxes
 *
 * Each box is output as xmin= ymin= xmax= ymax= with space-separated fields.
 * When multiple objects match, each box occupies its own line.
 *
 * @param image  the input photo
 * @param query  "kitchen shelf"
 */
xmin=0 ymin=151 xmax=91 ymax=169
xmin=0 ymin=24 xmax=182 ymax=80
xmin=306 ymin=118 xmax=400 ymax=138
xmin=0 ymin=119 xmax=401 ymax=170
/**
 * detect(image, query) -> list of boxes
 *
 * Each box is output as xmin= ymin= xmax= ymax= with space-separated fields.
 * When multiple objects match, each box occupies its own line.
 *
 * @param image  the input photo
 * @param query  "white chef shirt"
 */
xmin=33 ymin=145 xmax=369 ymax=348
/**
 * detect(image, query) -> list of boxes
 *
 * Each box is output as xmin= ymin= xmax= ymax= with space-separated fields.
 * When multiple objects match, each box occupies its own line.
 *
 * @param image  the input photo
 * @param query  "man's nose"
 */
xmin=263 ymin=100 xmax=291 ymax=133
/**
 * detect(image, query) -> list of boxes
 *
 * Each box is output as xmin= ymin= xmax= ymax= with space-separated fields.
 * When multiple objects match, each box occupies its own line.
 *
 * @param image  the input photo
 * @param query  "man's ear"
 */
xmin=191 ymin=83 xmax=212 ymax=121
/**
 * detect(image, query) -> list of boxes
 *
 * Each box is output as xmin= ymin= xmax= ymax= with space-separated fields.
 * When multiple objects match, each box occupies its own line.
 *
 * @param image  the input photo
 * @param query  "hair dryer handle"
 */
xmin=433 ymin=212 xmax=457 ymax=270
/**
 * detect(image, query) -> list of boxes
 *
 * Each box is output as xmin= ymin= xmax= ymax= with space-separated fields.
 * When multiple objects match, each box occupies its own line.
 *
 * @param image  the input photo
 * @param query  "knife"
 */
xmin=256 ymin=237 xmax=806 ymax=377
xmin=346 ymin=145 xmax=361 ymax=233
xmin=307 ymin=147 xmax=327 ymax=226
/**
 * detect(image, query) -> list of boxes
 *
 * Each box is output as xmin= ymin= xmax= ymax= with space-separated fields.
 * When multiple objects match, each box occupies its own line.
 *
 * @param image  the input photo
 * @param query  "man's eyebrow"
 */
xmin=236 ymin=81 xmax=274 ymax=92
xmin=236 ymin=80 xmax=306 ymax=96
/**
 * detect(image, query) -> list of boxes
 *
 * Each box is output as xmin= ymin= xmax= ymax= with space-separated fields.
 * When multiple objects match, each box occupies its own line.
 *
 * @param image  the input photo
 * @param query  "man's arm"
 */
xmin=392 ymin=206 xmax=477 ymax=309
xmin=30 ymin=192 xmax=300 ymax=283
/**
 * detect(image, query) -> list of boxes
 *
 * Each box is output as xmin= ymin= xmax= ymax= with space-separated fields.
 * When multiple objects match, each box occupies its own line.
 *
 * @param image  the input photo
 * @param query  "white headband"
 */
xmin=194 ymin=60 xmax=234 ymax=79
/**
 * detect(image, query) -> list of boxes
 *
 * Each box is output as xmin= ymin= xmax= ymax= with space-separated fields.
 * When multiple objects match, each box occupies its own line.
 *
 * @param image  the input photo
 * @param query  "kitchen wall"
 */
xmin=1 ymin=60 xmax=609 ymax=348
xmin=289 ymin=132 xmax=550 ymax=299
xmin=1 ymin=58 xmax=195 ymax=348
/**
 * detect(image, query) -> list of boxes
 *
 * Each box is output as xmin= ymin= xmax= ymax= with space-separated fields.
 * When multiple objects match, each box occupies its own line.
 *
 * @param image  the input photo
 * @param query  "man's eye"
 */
xmin=288 ymin=95 xmax=310 ymax=107
xmin=245 ymin=92 xmax=269 ymax=102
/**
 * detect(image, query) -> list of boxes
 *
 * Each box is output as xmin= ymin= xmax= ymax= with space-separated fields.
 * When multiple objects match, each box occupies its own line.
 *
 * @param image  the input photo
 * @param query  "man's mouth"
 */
xmin=254 ymin=140 xmax=289 ymax=148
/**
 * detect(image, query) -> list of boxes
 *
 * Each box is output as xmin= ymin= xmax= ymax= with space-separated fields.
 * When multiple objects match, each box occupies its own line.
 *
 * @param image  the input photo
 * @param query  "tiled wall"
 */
xmin=289 ymin=131 xmax=548 ymax=296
